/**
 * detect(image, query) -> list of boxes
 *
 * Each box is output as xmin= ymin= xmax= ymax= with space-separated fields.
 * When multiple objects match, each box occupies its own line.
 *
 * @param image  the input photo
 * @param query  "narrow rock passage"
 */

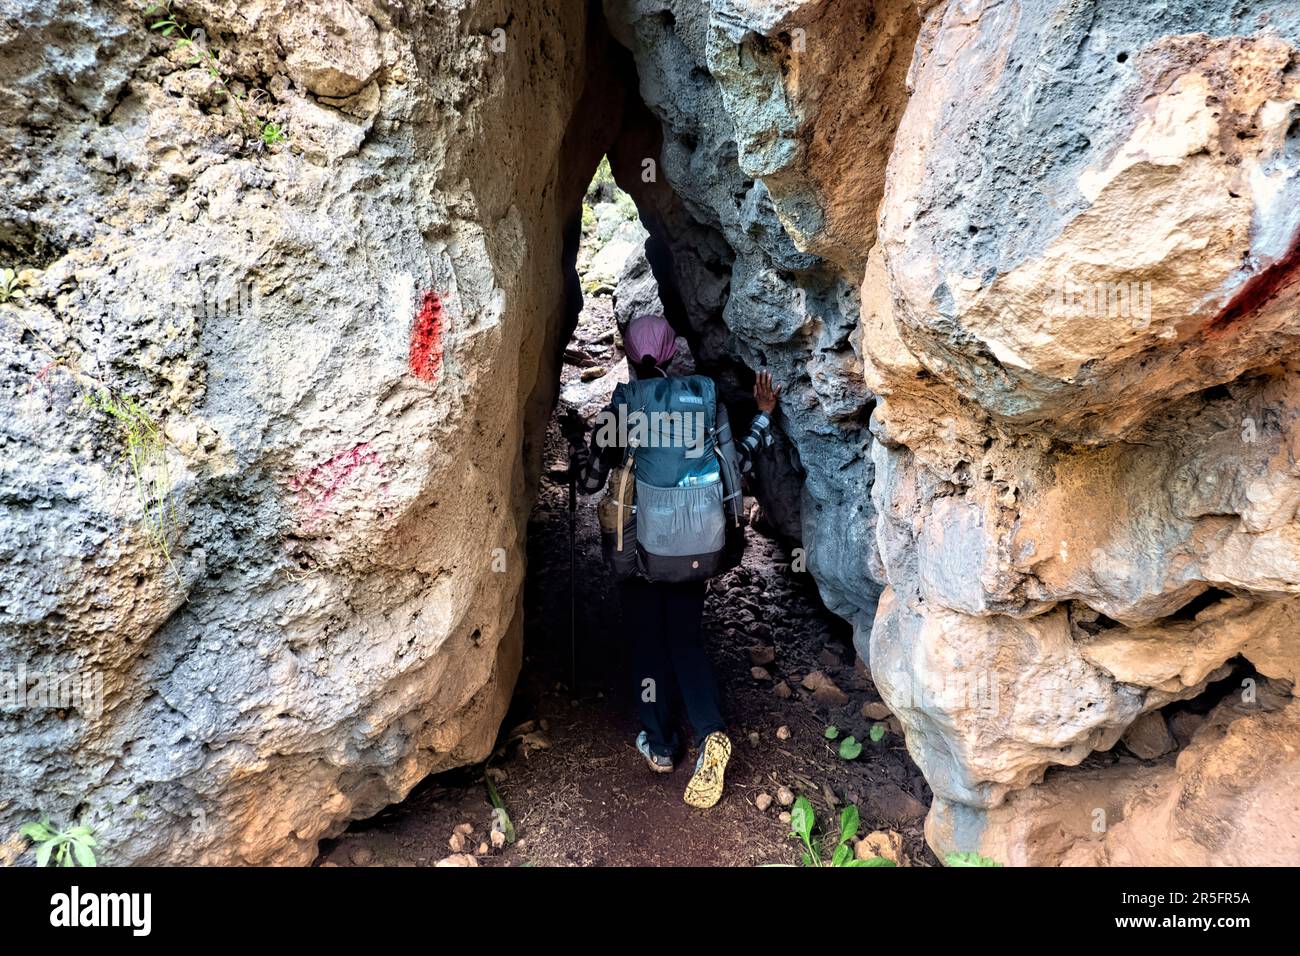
xmin=318 ymin=277 xmax=935 ymax=868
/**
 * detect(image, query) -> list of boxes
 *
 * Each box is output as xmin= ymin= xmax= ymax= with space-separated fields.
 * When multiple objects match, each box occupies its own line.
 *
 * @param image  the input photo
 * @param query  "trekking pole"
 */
xmin=558 ymin=408 xmax=587 ymax=694
xmin=568 ymin=469 xmax=576 ymax=693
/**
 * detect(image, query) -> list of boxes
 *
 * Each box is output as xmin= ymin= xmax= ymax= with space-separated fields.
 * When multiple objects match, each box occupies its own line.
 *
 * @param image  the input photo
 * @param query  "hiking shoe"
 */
xmin=684 ymin=731 xmax=731 ymax=808
xmin=635 ymin=731 xmax=674 ymax=774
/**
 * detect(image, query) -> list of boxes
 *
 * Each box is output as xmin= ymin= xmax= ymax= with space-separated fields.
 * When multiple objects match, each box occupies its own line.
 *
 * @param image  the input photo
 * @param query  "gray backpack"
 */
xmin=599 ymin=375 xmax=745 ymax=583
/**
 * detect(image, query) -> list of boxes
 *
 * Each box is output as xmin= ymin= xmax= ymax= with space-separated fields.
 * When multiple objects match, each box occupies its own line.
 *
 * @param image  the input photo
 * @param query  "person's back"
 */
xmin=570 ymin=314 xmax=781 ymax=808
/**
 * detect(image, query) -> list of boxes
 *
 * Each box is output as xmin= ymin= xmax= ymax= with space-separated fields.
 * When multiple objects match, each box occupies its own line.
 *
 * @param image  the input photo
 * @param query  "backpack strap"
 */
xmin=714 ymin=404 xmax=743 ymax=527
xmin=616 ymin=450 xmax=634 ymax=552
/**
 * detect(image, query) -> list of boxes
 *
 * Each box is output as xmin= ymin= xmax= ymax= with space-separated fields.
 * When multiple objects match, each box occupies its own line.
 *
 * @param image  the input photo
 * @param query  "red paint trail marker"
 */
xmin=409 ymin=289 xmax=445 ymax=382
xmin=1206 ymin=230 xmax=1300 ymax=338
xmin=289 ymin=442 xmax=382 ymax=528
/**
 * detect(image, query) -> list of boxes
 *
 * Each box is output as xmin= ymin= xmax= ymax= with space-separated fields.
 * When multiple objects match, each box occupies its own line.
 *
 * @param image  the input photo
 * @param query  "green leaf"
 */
xmin=20 ymin=820 xmax=53 ymax=841
xmin=484 ymin=775 xmax=515 ymax=845
xmin=34 ymin=840 xmax=54 ymax=868
xmin=838 ymin=736 xmax=862 ymax=760
xmin=789 ymin=795 xmax=815 ymax=847
xmin=869 ymin=723 xmax=886 ymax=743
xmin=848 ymin=856 xmax=897 ymax=867
xmin=823 ymin=725 xmax=839 ymax=739
xmin=72 ymin=841 xmax=97 ymax=868
xmin=945 ymin=851 xmax=1003 ymax=867
xmin=831 ymin=843 xmax=853 ymax=867
xmin=837 ymin=804 xmax=860 ymax=845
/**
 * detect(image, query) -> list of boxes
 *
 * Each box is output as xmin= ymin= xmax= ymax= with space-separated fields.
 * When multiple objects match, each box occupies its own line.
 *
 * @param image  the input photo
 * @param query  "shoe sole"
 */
xmin=643 ymin=755 xmax=674 ymax=774
xmin=684 ymin=732 xmax=731 ymax=808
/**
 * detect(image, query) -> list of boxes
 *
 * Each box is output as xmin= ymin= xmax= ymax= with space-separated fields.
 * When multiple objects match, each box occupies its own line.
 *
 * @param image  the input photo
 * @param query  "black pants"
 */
xmin=618 ymin=577 xmax=726 ymax=757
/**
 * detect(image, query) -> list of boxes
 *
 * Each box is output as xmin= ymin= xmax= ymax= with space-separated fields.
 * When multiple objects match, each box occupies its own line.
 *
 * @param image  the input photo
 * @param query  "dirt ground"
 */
xmin=317 ymin=293 xmax=937 ymax=868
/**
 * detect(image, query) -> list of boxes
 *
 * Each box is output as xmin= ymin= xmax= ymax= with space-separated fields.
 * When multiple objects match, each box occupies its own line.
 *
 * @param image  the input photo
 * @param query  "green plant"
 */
xmin=580 ymin=202 xmax=595 ymax=235
xmin=484 ymin=773 xmax=516 ymax=845
xmin=84 ymin=389 xmax=178 ymax=578
xmin=838 ymin=735 xmax=862 ymax=760
xmin=946 ymin=851 xmax=1003 ymax=867
xmin=584 ymin=155 xmax=617 ymax=205
xmin=824 ymin=725 xmax=839 ymax=740
xmin=788 ymin=796 xmax=895 ymax=867
xmin=145 ymin=3 xmax=287 ymax=148
xmin=613 ymin=189 xmax=638 ymax=222
xmin=20 ymin=819 xmax=98 ymax=867
xmin=0 ymin=268 xmax=26 ymax=303
xmin=260 ymin=121 xmax=287 ymax=146
xmin=868 ymin=723 xmax=886 ymax=743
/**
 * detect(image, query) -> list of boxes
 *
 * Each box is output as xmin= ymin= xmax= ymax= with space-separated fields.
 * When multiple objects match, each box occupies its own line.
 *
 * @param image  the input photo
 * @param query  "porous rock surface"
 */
xmin=1 ymin=0 xmax=604 ymax=864
xmin=863 ymin=0 xmax=1300 ymax=861
xmin=3 ymin=0 xmax=1298 ymax=866
xmin=605 ymin=0 xmax=1300 ymax=865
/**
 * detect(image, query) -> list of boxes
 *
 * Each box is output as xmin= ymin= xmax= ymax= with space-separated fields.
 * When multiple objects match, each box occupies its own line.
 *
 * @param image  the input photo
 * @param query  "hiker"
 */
xmin=569 ymin=313 xmax=781 ymax=809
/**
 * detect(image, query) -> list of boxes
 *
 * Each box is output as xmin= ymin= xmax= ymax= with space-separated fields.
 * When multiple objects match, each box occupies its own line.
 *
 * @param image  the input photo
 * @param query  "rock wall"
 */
xmin=865 ymin=0 xmax=1300 ymax=863
xmin=602 ymin=0 xmax=920 ymax=641
xmin=1 ymin=0 xmax=607 ymax=864
xmin=604 ymin=0 xmax=1300 ymax=865
xmin=4 ymin=0 xmax=1298 ymax=867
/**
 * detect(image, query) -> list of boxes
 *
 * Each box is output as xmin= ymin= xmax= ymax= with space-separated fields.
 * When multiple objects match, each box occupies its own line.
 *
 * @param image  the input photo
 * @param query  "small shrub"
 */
xmin=946 ymin=851 xmax=1003 ymax=867
xmin=20 ymin=819 xmax=98 ymax=868
xmin=484 ymin=774 xmax=516 ymax=845
xmin=145 ymin=2 xmax=287 ymax=148
xmin=84 ymin=389 xmax=178 ymax=578
xmin=788 ymin=796 xmax=895 ymax=867
xmin=0 ymin=268 xmax=26 ymax=303
xmin=613 ymin=189 xmax=638 ymax=222
xmin=584 ymin=155 xmax=617 ymax=205
xmin=260 ymin=120 xmax=288 ymax=146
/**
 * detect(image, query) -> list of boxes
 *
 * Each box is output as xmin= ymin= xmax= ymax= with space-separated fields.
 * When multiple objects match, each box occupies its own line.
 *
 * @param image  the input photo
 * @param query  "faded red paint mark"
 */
xmin=28 ymin=361 xmax=57 ymax=394
xmin=1206 ymin=229 xmax=1300 ymax=337
xmin=408 ymin=289 xmax=445 ymax=382
xmin=289 ymin=442 xmax=382 ymax=528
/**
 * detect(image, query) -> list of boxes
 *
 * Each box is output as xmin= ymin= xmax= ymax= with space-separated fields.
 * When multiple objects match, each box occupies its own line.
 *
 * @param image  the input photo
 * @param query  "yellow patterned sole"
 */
xmin=684 ymin=732 xmax=731 ymax=809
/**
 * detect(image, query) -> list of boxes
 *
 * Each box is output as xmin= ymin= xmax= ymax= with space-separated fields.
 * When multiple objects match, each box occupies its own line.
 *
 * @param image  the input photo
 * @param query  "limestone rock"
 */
xmin=5 ymin=0 xmax=1299 ymax=872
xmin=586 ymin=218 xmax=649 ymax=289
xmin=862 ymin=0 xmax=1300 ymax=863
xmin=929 ymin=690 xmax=1300 ymax=866
xmin=279 ymin=0 xmax=382 ymax=99
xmin=861 ymin=701 xmax=891 ymax=721
xmin=0 ymin=0 xmax=612 ymax=865
xmin=856 ymin=829 xmax=904 ymax=866
xmin=612 ymin=244 xmax=665 ymax=330
xmin=1121 ymin=712 xmax=1176 ymax=760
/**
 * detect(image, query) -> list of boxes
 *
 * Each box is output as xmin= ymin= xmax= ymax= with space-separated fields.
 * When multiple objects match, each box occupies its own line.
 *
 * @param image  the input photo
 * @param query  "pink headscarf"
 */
xmin=624 ymin=314 xmax=677 ymax=368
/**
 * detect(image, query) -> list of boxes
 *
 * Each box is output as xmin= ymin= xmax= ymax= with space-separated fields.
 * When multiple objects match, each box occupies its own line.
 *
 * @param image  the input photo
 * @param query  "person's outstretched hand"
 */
xmin=754 ymin=368 xmax=782 ymax=414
